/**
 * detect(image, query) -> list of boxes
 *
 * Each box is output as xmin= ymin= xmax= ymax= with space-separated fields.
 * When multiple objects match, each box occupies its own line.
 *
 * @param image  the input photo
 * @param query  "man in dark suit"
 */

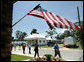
xmin=34 ymin=41 xmax=39 ymax=58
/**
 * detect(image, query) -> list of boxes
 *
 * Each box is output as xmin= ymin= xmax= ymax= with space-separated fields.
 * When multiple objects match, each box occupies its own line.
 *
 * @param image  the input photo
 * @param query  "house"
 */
xmin=24 ymin=33 xmax=47 ymax=45
xmin=24 ymin=33 xmax=59 ymax=45
xmin=24 ymin=33 xmax=60 ymax=46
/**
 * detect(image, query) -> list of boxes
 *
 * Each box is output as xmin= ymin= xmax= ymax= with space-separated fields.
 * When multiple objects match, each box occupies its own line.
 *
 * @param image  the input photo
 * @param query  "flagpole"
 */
xmin=12 ymin=14 xmax=27 ymax=27
xmin=12 ymin=4 xmax=40 ymax=27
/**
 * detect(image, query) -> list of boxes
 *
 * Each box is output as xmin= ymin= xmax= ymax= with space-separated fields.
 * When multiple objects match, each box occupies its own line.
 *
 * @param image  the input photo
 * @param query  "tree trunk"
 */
xmin=1 ymin=1 xmax=15 ymax=61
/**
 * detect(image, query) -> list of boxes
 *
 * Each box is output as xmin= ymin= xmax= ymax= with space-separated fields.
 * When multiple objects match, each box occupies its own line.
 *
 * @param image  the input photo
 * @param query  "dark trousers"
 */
xmin=23 ymin=48 xmax=25 ymax=54
xmin=34 ymin=51 xmax=39 ymax=58
xmin=54 ymin=50 xmax=61 ymax=58
xmin=29 ymin=47 xmax=31 ymax=54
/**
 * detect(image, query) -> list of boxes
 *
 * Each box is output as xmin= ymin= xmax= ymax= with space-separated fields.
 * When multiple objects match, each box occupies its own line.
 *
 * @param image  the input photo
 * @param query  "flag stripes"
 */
xmin=49 ymin=12 xmax=63 ymax=28
xmin=28 ymin=5 xmax=81 ymax=30
xmin=28 ymin=10 xmax=44 ymax=19
xmin=41 ymin=11 xmax=81 ymax=30
xmin=64 ymin=18 xmax=73 ymax=29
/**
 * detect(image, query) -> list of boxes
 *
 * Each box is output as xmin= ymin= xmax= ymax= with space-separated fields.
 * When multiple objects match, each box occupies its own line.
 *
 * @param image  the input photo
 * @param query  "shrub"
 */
xmin=34 ymin=54 xmax=62 ymax=61
xmin=44 ymin=54 xmax=53 ymax=61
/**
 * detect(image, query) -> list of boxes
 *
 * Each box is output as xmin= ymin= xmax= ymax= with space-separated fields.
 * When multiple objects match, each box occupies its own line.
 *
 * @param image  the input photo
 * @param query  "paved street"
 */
xmin=11 ymin=46 xmax=83 ymax=61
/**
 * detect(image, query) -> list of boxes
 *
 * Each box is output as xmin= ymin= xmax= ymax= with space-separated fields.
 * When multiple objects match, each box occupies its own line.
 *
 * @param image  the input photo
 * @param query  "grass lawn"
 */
xmin=75 ymin=41 xmax=82 ymax=49
xmin=31 ymin=44 xmax=63 ymax=49
xmin=11 ymin=54 xmax=34 ymax=61
xmin=31 ymin=45 xmax=52 ymax=48
xmin=40 ymin=45 xmax=52 ymax=48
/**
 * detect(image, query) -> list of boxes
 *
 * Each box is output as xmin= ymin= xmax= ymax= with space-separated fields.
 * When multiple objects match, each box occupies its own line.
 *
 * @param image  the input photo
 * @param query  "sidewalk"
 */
xmin=11 ymin=47 xmax=83 ymax=61
xmin=11 ymin=47 xmax=42 ymax=57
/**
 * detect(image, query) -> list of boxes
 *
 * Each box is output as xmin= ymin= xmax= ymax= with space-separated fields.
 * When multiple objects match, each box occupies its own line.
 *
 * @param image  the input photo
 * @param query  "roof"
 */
xmin=46 ymin=36 xmax=57 ymax=40
xmin=24 ymin=34 xmax=45 ymax=40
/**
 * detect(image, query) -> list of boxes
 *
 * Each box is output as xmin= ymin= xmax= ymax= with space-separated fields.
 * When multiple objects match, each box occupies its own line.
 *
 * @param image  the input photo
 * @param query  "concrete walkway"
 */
xmin=11 ymin=47 xmax=83 ymax=61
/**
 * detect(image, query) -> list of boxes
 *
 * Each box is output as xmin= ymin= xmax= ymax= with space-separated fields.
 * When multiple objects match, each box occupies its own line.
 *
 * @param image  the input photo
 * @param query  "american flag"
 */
xmin=28 ymin=4 xmax=81 ymax=30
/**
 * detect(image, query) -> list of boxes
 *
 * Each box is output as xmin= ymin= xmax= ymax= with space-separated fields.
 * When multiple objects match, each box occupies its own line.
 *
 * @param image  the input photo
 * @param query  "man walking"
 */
xmin=28 ymin=42 xmax=32 ymax=54
xmin=34 ymin=41 xmax=39 ymax=58
xmin=22 ymin=44 xmax=26 ymax=54
xmin=14 ymin=43 xmax=16 ymax=51
xmin=53 ymin=41 xmax=61 ymax=58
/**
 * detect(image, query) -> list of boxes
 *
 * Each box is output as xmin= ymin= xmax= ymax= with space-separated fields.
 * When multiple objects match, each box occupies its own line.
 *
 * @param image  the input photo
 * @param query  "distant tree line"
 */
xmin=12 ymin=30 xmax=27 ymax=41
xmin=12 ymin=28 xmax=39 ymax=41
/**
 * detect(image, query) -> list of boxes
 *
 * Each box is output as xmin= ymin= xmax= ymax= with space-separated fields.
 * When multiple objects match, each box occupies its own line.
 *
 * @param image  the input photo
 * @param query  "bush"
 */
xmin=34 ymin=54 xmax=63 ymax=61
xmin=44 ymin=54 xmax=53 ymax=61
xmin=44 ymin=54 xmax=53 ymax=58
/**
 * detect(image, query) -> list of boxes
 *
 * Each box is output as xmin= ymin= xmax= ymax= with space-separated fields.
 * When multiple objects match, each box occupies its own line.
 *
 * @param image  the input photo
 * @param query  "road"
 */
xmin=11 ymin=46 xmax=83 ymax=61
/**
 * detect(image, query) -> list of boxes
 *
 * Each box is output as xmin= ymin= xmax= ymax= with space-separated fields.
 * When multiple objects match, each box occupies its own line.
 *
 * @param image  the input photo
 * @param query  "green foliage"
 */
xmin=56 ymin=30 xmax=73 ymax=40
xmin=12 ymin=36 xmax=14 ymax=41
xmin=46 ymin=29 xmax=57 ymax=38
xmin=15 ymin=30 xmax=27 ymax=41
xmin=71 ymin=21 xmax=83 ymax=48
xmin=63 ymin=30 xmax=72 ymax=37
xmin=44 ymin=54 xmax=53 ymax=58
xmin=30 ymin=29 xmax=38 ymax=34
xmin=55 ymin=34 xmax=61 ymax=40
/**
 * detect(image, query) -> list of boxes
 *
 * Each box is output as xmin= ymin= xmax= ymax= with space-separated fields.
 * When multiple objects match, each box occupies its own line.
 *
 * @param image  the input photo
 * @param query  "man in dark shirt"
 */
xmin=53 ymin=41 xmax=61 ymax=58
xmin=22 ymin=44 xmax=26 ymax=54
xmin=34 ymin=41 xmax=39 ymax=58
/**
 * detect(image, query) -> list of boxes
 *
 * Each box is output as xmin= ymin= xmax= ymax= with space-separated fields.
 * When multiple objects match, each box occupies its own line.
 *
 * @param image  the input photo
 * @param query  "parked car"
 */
xmin=47 ymin=42 xmax=54 ymax=47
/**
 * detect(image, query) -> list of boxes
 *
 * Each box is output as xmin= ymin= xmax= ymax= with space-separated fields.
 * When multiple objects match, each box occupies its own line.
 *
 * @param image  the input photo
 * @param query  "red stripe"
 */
xmin=64 ymin=18 xmax=73 ymax=29
xmin=28 ymin=14 xmax=44 ymax=19
xmin=45 ymin=12 xmax=57 ymax=27
xmin=49 ymin=12 xmax=63 ymax=28
xmin=41 ymin=11 xmax=53 ymax=30
xmin=56 ymin=15 xmax=68 ymax=29
xmin=28 ymin=10 xmax=44 ymax=19
xmin=74 ymin=23 xmax=81 ymax=30
xmin=30 ymin=10 xmax=43 ymax=17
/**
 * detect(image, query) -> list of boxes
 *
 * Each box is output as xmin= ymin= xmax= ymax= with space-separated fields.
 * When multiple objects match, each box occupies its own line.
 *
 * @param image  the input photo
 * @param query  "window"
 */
xmin=43 ymin=40 xmax=45 ymax=43
xmin=39 ymin=40 xmax=41 ymax=43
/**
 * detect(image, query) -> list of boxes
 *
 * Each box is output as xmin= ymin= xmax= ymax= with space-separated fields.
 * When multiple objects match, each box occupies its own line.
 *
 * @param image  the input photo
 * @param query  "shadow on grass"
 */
xmin=66 ymin=45 xmax=79 ymax=48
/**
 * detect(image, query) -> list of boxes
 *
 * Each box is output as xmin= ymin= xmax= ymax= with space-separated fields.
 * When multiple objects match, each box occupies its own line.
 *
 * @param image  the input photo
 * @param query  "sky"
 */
xmin=12 ymin=1 xmax=83 ymax=38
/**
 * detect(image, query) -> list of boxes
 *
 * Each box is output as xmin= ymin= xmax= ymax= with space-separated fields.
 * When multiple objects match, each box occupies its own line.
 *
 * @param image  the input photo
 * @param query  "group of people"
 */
xmin=11 ymin=41 xmax=61 ymax=58
xmin=19 ymin=41 xmax=39 ymax=58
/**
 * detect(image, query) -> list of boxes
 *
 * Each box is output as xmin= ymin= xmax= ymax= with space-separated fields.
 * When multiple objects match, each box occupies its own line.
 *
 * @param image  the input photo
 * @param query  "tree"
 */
xmin=30 ymin=29 xmax=38 ymax=34
xmin=1 ymin=1 xmax=15 ymax=61
xmin=69 ymin=21 xmax=83 ymax=48
xmin=72 ymin=23 xmax=83 ymax=48
xmin=59 ymin=34 xmax=65 ymax=40
xmin=15 ymin=30 xmax=27 ymax=41
xmin=45 ymin=29 xmax=57 ymax=38
xmin=15 ymin=30 xmax=21 ymax=40
xmin=55 ymin=34 xmax=61 ymax=40
xmin=63 ymin=30 xmax=72 ymax=37
xmin=56 ymin=30 xmax=73 ymax=40
xmin=12 ymin=36 xmax=14 ymax=41
xmin=79 ymin=25 xmax=83 ymax=48
xmin=21 ymin=32 xmax=27 ymax=40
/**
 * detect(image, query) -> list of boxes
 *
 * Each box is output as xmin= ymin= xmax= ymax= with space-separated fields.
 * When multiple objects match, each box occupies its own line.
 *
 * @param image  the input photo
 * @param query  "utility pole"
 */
xmin=77 ymin=6 xmax=80 ymax=26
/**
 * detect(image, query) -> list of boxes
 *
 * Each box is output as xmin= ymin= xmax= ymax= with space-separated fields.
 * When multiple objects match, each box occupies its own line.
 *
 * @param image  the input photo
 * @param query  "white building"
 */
xmin=24 ymin=34 xmax=47 ymax=45
xmin=24 ymin=33 xmax=60 ymax=45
